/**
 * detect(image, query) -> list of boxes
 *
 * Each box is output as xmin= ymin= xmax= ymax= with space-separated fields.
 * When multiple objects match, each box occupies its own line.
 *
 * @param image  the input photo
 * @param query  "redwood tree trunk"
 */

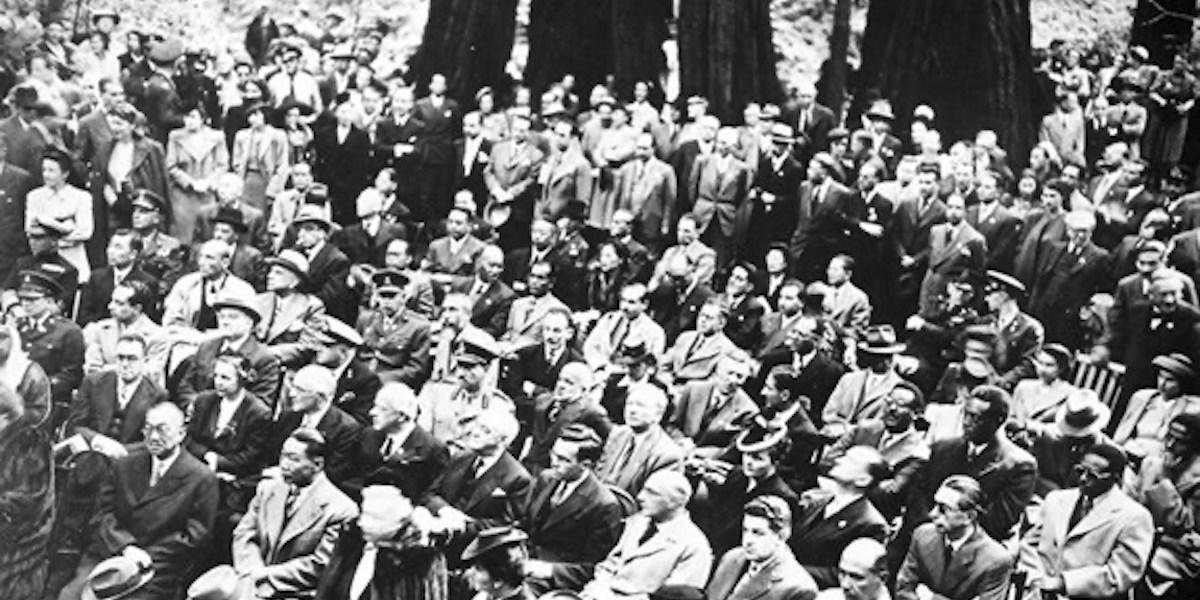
xmin=524 ymin=0 xmax=613 ymax=99
xmin=857 ymin=0 xmax=1035 ymax=167
xmin=1130 ymin=0 xmax=1195 ymax=68
xmin=408 ymin=0 xmax=518 ymax=101
xmin=609 ymin=0 xmax=671 ymax=100
xmin=824 ymin=0 xmax=853 ymax=123
xmin=677 ymin=0 xmax=781 ymax=124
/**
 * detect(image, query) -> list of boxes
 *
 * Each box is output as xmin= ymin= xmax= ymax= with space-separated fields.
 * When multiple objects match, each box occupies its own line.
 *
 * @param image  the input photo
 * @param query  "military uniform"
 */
xmin=138 ymin=230 xmax=188 ymax=297
xmin=13 ymin=269 xmax=85 ymax=429
xmin=358 ymin=307 xmax=433 ymax=389
xmin=3 ymin=254 xmax=78 ymax=315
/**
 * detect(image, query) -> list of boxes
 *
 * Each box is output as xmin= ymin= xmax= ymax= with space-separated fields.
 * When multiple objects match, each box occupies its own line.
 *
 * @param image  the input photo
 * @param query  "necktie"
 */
xmin=380 ymin=436 xmax=394 ymax=458
xmin=472 ymin=457 xmax=486 ymax=480
xmin=149 ymin=462 xmax=165 ymax=487
xmin=1068 ymin=494 xmax=1092 ymax=530
xmin=943 ymin=227 xmax=953 ymax=246
xmin=684 ymin=334 xmax=704 ymax=363
xmin=551 ymin=481 xmax=571 ymax=506
xmin=638 ymin=520 xmax=659 ymax=546
xmin=610 ymin=317 xmax=629 ymax=350
xmin=285 ymin=484 xmax=300 ymax=518
xmin=943 ymin=539 xmax=954 ymax=566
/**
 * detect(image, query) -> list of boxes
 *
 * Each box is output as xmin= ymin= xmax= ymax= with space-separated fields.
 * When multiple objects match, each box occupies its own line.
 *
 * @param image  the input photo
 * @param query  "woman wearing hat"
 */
xmin=1113 ymin=353 xmax=1200 ymax=459
xmin=1009 ymin=343 xmax=1078 ymax=438
xmin=472 ymin=87 xmax=509 ymax=144
xmin=27 ymin=149 xmax=93 ymax=282
xmin=166 ymin=100 xmax=228 ymax=245
xmin=461 ymin=527 xmax=533 ymax=600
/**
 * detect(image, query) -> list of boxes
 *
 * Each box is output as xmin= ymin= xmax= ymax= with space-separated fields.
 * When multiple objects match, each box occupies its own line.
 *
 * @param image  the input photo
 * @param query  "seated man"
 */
xmin=1027 ymin=389 xmax=1115 ymax=497
xmin=82 ymin=281 xmax=166 ymax=376
xmin=77 ymin=229 xmax=158 ymax=326
xmin=1019 ymin=444 xmax=1154 ymax=600
xmin=668 ymin=354 xmax=757 ymax=454
xmin=583 ymin=471 xmax=713 ymax=600
xmin=273 ymin=365 xmax=365 ymax=490
xmin=500 ymin=259 xmax=568 ymax=352
xmin=357 ymin=268 xmax=432 ymax=389
xmin=524 ymin=424 xmax=623 ymax=593
xmin=207 ymin=206 xmax=267 ymax=290
xmin=524 ymin=361 xmax=613 ymax=474
xmin=231 ymin=429 xmax=359 ymax=599
xmin=350 ymin=381 xmax=449 ymax=500
xmin=661 ymin=299 xmax=739 ymax=385
xmin=311 ymin=316 xmax=381 ymax=425
xmin=502 ymin=307 xmax=584 ymax=419
xmin=177 ymin=293 xmax=280 ymax=408
xmin=161 ymin=239 xmax=255 ymax=334
xmin=448 ymin=244 xmax=515 ymax=339
xmin=57 ymin=403 xmax=218 ymax=600
xmin=790 ymin=446 xmax=889 ymax=589
xmin=417 ymin=333 xmax=514 ymax=450
xmin=706 ymin=496 xmax=817 ymax=600
xmin=598 ymin=339 xmax=669 ymax=425
xmin=815 ymin=538 xmax=889 ymax=600
xmin=820 ymin=325 xmax=906 ymax=438
xmin=895 ymin=475 xmax=1012 ymax=600
xmin=419 ymin=406 xmax=532 ymax=569
xmin=424 ymin=205 xmax=485 ymax=276
xmin=65 ymin=333 xmax=168 ymax=458
xmin=583 ymin=282 xmax=666 ymax=373
xmin=255 ymin=249 xmax=325 ymax=366
xmin=595 ymin=383 xmax=684 ymax=495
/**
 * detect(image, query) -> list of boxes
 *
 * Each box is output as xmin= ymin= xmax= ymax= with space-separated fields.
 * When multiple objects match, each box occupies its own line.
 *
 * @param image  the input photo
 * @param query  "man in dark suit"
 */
xmin=1167 ymin=225 xmax=1200 ymax=293
xmin=330 ymin=189 xmax=407 ymax=268
xmin=741 ymin=126 xmax=802 ymax=265
xmin=1108 ymin=241 xmax=1197 ymax=350
xmin=689 ymin=127 xmax=752 ymax=270
xmin=375 ymin=86 xmax=424 ymax=206
xmin=523 ymin=423 xmax=623 ymax=593
xmin=426 ymin=207 xmax=486 ymax=276
xmin=649 ymin=253 xmax=716 ymax=345
xmin=789 ymin=446 xmax=889 ymax=588
xmin=177 ymin=295 xmax=281 ymax=408
xmin=895 ymin=475 xmax=1013 ymax=600
xmin=791 ymin=80 xmax=836 ymax=159
xmin=894 ymin=164 xmax=948 ymax=317
xmin=0 ymin=136 xmax=33 ymax=285
xmin=1027 ymin=211 xmax=1111 ymax=349
xmin=616 ymin=132 xmax=676 ymax=252
xmin=523 ymin=363 xmax=613 ymax=474
xmin=756 ymin=279 xmax=805 ymax=360
xmin=313 ymin=101 xmax=372 ymax=225
xmin=349 ymin=382 xmax=449 ymax=501
xmin=668 ymin=357 xmax=757 ymax=452
xmin=789 ymin=152 xmax=862 ymax=283
xmin=273 ymin=365 xmax=365 ymax=490
xmin=484 ymin=112 xmax=546 ymax=250
xmin=671 ymin=115 xmax=717 ymax=212
xmin=414 ymin=74 xmax=461 ymax=220
xmin=58 ymin=403 xmax=218 ymax=600
xmin=293 ymin=206 xmax=355 ymax=323
xmin=965 ymin=170 xmax=1022 ymax=274
xmin=760 ymin=316 xmax=846 ymax=427
xmin=919 ymin=194 xmax=987 ymax=313
xmin=78 ymin=230 xmax=158 ymax=325
xmin=449 ymin=245 xmax=515 ymax=339
xmin=419 ymin=406 xmax=533 ymax=568
xmin=502 ymin=308 xmax=584 ymax=421
xmin=74 ymin=78 xmax=123 ymax=170
xmin=67 ymin=333 xmax=168 ymax=453
xmin=454 ymin=112 xmax=493 ymax=208
xmin=706 ymin=495 xmax=817 ymax=600
xmin=915 ymin=386 xmax=1036 ymax=542
xmin=0 ymin=86 xmax=50 ymax=179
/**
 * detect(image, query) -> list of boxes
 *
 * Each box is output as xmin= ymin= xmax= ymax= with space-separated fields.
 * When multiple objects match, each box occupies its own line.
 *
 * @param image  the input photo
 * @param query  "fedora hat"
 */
xmin=212 ymin=206 xmax=248 ymax=232
xmin=266 ymin=249 xmax=310 ymax=283
xmin=293 ymin=204 xmax=332 ymax=230
xmin=1055 ymin=389 xmax=1111 ymax=438
xmin=462 ymin=526 xmax=528 ymax=562
xmin=1152 ymin=353 xmax=1195 ymax=381
xmin=212 ymin=293 xmax=263 ymax=323
xmin=858 ymin=325 xmax=905 ymax=355
xmin=769 ymin=123 xmax=795 ymax=143
xmin=82 ymin=556 xmax=155 ymax=600
xmin=865 ymin=99 xmax=895 ymax=121
xmin=186 ymin=565 xmax=250 ymax=600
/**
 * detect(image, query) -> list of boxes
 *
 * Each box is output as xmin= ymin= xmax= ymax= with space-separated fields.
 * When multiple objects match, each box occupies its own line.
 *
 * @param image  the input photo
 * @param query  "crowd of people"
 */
xmin=2 ymin=6 xmax=1200 ymax=600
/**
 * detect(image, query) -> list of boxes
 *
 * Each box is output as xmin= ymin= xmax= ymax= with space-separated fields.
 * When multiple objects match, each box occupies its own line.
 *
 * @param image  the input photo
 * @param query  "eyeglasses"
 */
xmin=116 ymin=354 xmax=141 ymax=362
xmin=1073 ymin=464 xmax=1111 ymax=480
xmin=142 ymin=423 xmax=175 ymax=437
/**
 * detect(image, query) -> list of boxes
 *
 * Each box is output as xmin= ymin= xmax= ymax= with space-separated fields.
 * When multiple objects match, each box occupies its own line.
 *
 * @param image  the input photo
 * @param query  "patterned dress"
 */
xmin=0 ymin=416 xmax=55 ymax=600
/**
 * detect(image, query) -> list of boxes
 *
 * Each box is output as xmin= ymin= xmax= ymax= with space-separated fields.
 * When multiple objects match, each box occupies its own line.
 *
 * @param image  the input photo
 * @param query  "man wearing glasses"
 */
xmin=1019 ymin=444 xmax=1154 ymax=600
xmin=65 ymin=333 xmax=167 ymax=458
xmin=58 ymin=402 xmax=218 ymax=600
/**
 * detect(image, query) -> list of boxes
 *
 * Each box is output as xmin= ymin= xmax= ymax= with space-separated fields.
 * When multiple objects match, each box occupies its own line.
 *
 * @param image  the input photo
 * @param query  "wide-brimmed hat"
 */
xmin=328 ymin=43 xmax=355 ymax=60
xmin=462 ymin=526 xmax=528 ymax=562
xmin=212 ymin=206 xmax=248 ymax=232
xmin=186 ymin=565 xmax=250 ymax=600
xmin=82 ymin=556 xmax=155 ymax=600
xmin=865 ymin=99 xmax=895 ymax=121
xmin=293 ymin=205 xmax=332 ymax=230
xmin=735 ymin=424 xmax=787 ymax=454
xmin=1152 ymin=353 xmax=1195 ymax=381
xmin=266 ymin=249 xmax=310 ymax=283
xmin=1055 ymin=389 xmax=1111 ymax=438
xmin=212 ymin=293 xmax=263 ymax=323
xmin=769 ymin=123 xmax=795 ymax=143
xmin=858 ymin=325 xmax=905 ymax=355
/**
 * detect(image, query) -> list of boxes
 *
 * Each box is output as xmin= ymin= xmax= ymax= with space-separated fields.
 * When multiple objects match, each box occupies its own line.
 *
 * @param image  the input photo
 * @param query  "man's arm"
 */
xmin=261 ymin=500 xmax=358 ymax=594
xmin=1060 ymin=509 xmax=1154 ymax=599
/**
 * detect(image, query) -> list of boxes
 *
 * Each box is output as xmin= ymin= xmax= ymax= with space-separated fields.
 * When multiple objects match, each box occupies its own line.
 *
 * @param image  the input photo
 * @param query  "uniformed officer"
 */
xmin=359 ymin=268 xmax=433 ymax=390
xmin=130 ymin=189 xmax=187 ymax=296
xmin=416 ymin=331 xmax=514 ymax=452
xmin=14 ymin=269 xmax=84 ymax=426
xmin=2 ymin=222 xmax=79 ymax=315
xmin=311 ymin=315 xmax=380 ymax=425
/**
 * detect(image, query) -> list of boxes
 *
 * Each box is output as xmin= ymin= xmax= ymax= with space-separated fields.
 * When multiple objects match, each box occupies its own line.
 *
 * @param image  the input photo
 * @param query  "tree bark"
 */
xmin=677 ymin=0 xmax=781 ymax=124
xmin=525 ymin=0 xmax=613 ymax=100
xmin=1130 ymin=0 xmax=1195 ymax=68
xmin=824 ymin=0 xmax=853 ymax=122
xmin=609 ymin=0 xmax=671 ymax=100
xmin=408 ymin=0 xmax=519 ymax=101
xmin=857 ymin=0 xmax=1035 ymax=168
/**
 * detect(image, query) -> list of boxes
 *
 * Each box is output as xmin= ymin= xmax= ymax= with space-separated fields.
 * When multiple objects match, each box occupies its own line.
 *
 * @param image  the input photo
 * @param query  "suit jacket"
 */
xmin=504 ymin=294 xmax=569 ymax=349
xmin=179 ymin=336 xmax=281 ymax=408
xmin=966 ymin=203 xmax=1023 ymax=273
xmin=1014 ymin=210 xmax=1067 ymax=287
xmin=69 ymin=372 xmax=167 ymax=445
xmin=76 ymin=107 xmax=114 ymax=168
xmin=796 ymin=103 xmax=837 ymax=154
xmin=485 ymin=139 xmax=546 ymax=216
xmin=1028 ymin=241 xmax=1111 ymax=347
xmin=357 ymin=308 xmax=433 ymax=390
xmin=1019 ymin=487 xmax=1154 ymax=599
xmin=1039 ymin=108 xmax=1087 ymax=167
xmin=426 ymin=235 xmax=485 ymax=276
xmin=668 ymin=382 xmax=758 ymax=447
xmin=454 ymin=136 xmax=493 ymax=203
xmin=990 ymin=311 xmax=1045 ymax=389
xmin=450 ymin=276 xmax=516 ymax=339
xmin=696 ymin=470 xmax=799 ymax=559
xmin=821 ymin=369 xmax=905 ymax=436
xmin=232 ymin=473 xmax=358 ymax=597
xmin=920 ymin=222 xmax=987 ymax=312
xmin=274 ymin=406 xmax=364 ymax=489
xmin=595 ymin=425 xmax=684 ymax=495
xmin=757 ymin=312 xmax=803 ymax=359
xmin=77 ymin=265 xmax=158 ymax=325
xmin=255 ymin=291 xmax=325 ymax=351
xmin=1112 ymin=302 xmax=1200 ymax=400
xmin=502 ymin=343 xmax=584 ymax=403
xmin=231 ymin=126 xmax=290 ymax=201
xmin=921 ymin=436 xmax=1037 ymax=541
xmin=82 ymin=314 xmax=168 ymax=375
xmin=616 ymin=157 xmax=677 ymax=245
xmin=0 ymin=162 xmax=33 ymax=283
xmin=349 ymin=425 xmax=449 ymax=501
xmin=724 ymin=294 xmax=769 ymax=351
xmin=689 ymin=154 xmax=751 ymax=236
xmin=526 ymin=395 xmax=613 ymax=472
xmin=707 ymin=546 xmax=817 ymax=600
xmin=790 ymin=179 xmax=862 ymax=258
xmin=193 ymin=203 xmax=271 ymax=255
xmin=312 ymin=124 xmax=371 ymax=212
xmin=762 ymin=355 xmax=846 ymax=427
xmin=650 ymin=281 xmax=716 ymax=344
xmin=662 ymin=331 xmax=740 ymax=384
xmin=331 ymin=221 xmax=407 ymax=267
xmin=184 ymin=391 xmax=273 ymax=478
xmin=91 ymin=449 xmax=218 ymax=594
xmin=537 ymin=145 xmax=593 ymax=220
xmin=824 ymin=419 xmax=929 ymax=498
xmin=421 ymin=450 xmax=533 ymax=565
xmin=162 ymin=272 xmax=256 ymax=330
xmin=789 ymin=492 xmax=888 ymax=588
xmin=1168 ymin=229 xmax=1200 ymax=286
xmin=589 ymin=513 xmax=713 ymax=598
xmin=414 ymin=96 xmax=461 ymax=165
xmin=524 ymin=471 xmax=623 ymax=590
xmin=893 ymin=195 xmax=949 ymax=283
xmin=0 ymin=115 xmax=47 ymax=178
xmin=305 ymin=242 xmax=354 ymax=322
xmin=1106 ymin=272 xmax=1198 ymax=351
xmin=89 ymin=137 xmax=170 ymax=232
xmin=896 ymin=523 xmax=1012 ymax=600
xmin=824 ymin=282 xmax=872 ymax=338
xmin=583 ymin=311 xmax=667 ymax=370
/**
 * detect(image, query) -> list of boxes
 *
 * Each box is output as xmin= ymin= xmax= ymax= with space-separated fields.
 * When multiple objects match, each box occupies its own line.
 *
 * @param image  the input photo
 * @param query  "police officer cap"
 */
xmin=17 ymin=270 xmax=62 ymax=297
xmin=371 ymin=268 xmax=409 ymax=292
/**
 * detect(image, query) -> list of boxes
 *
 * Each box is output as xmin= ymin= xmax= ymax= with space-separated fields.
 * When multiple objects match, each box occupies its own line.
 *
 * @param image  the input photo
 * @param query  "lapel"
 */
xmin=541 ymin=473 xmax=599 ymax=532
xmin=277 ymin=478 xmax=329 ymax=549
xmin=733 ymin=552 xmax=785 ymax=600
xmin=623 ymin=516 xmax=676 ymax=560
xmin=267 ymin=294 xmax=311 ymax=341
xmin=465 ymin=454 xmax=509 ymax=511
xmin=121 ymin=378 xmax=158 ymax=440
xmin=127 ymin=451 xmax=152 ymax=503
xmin=130 ymin=140 xmax=150 ymax=174
xmin=796 ymin=493 xmax=834 ymax=535
xmin=261 ymin=481 xmax=288 ymax=553
xmin=136 ymin=451 xmax=191 ymax=508
xmin=1063 ymin=488 xmax=1122 ymax=542
xmin=682 ymin=333 xmax=722 ymax=366
xmin=1026 ymin=382 xmax=1072 ymax=423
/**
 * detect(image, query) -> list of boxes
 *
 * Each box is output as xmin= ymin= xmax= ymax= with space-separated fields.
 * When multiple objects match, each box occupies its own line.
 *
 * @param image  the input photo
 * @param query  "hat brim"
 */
xmin=461 ymin=531 xmax=528 ymax=562
xmin=82 ymin=567 xmax=155 ymax=600
xmin=294 ymin=217 xmax=332 ymax=230
xmin=866 ymin=111 xmax=895 ymax=121
xmin=857 ymin=343 xmax=905 ymax=355
xmin=267 ymin=258 xmax=308 ymax=283
xmin=1055 ymin=406 xmax=1111 ymax=438
xmin=735 ymin=427 xmax=786 ymax=454
xmin=212 ymin=302 xmax=263 ymax=323
xmin=1152 ymin=358 xmax=1195 ymax=381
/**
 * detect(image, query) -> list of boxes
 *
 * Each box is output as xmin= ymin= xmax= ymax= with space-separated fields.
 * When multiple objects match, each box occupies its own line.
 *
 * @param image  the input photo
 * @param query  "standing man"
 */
xmin=616 ymin=132 xmax=676 ymax=253
xmin=690 ymin=127 xmax=751 ymax=271
xmin=918 ymin=193 xmax=986 ymax=313
xmin=14 ymin=270 xmax=84 ymax=421
xmin=293 ymin=206 xmax=354 ymax=323
xmin=1027 ymin=210 xmax=1111 ymax=350
xmin=314 ymin=100 xmax=371 ymax=226
xmin=537 ymin=118 xmax=593 ymax=222
xmin=484 ymin=112 xmax=546 ymax=250
xmin=789 ymin=152 xmax=860 ymax=283
xmin=415 ymin=74 xmax=462 ymax=221
xmin=965 ymin=170 xmax=1022 ymax=274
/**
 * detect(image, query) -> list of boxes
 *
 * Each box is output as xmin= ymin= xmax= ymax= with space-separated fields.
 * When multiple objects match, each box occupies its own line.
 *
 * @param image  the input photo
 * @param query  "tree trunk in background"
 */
xmin=408 ymin=0 xmax=518 ymax=101
xmin=677 ymin=0 xmax=781 ymax=124
xmin=525 ymin=0 xmax=613 ymax=100
xmin=609 ymin=0 xmax=671 ymax=101
xmin=857 ymin=0 xmax=1035 ymax=168
xmin=824 ymin=0 xmax=852 ymax=123
xmin=1130 ymin=0 xmax=1195 ymax=68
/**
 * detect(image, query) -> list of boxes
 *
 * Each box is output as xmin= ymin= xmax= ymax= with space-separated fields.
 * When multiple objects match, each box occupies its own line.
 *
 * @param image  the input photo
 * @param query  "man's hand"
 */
xmin=860 ymin=222 xmax=884 ymax=238
xmin=1038 ymin=575 xmax=1066 ymax=593
xmin=525 ymin=559 xmax=555 ymax=579
xmin=905 ymin=315 xmax=926 ymax=331
xmin=900 ymin=255 xmax=917 ymax=268
xmin=122 ymin=545 xmax=153 ymax=568
xmin=91 ymin=435 xmax=129 ymax=459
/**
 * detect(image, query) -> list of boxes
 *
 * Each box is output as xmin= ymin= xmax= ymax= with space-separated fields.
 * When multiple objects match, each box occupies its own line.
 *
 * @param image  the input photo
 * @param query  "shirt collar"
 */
xmin=303 ymin=403 xmax=332 ymax=429
xmin=152 ymin=448 xmax=181 ymax=477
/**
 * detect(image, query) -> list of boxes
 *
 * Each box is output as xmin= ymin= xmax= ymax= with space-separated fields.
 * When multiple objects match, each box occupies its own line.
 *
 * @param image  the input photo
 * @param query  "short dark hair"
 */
xmin=969 ymin=385 xmax=1011 ymax=421
xmin=116 ymin=333 xmax=147 ymax=354
xmin=111 ymin=228 xmax=144 ymax=254
xmin=530 ymin=259 xmax=556 ymax=280
xmin=472 ymin=543 xmax=526 ymax=587
xmin=939 ymin=474 xmax=984 ymax=512
xmin=288 ymin=428 xmax=328 ymax=462
xmin=116 ymin=280 xmax=154 ymax=313
xmin=917 ymin=163 xmax=941 ymax=178
xmin=1083 ymin=443 xmax=1127 ymax=478
xmin=831 ymin=254 xmax=855 ymax=274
